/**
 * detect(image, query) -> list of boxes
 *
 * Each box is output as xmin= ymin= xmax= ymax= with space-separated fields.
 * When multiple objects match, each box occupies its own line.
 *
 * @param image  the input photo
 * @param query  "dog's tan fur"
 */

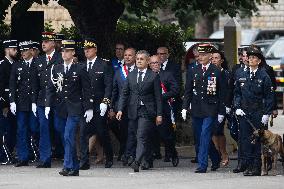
xmin=253 ymin=129 xmax=284 ymax=176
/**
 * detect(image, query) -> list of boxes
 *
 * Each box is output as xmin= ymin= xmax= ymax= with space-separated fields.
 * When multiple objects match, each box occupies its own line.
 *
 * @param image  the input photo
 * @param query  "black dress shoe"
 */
xmin=14 ymin=160 xmax=29 ymax=167
xmin=36 ymin=162 xmax=51 ymax=168
xmin=131 ymin=161 xmax=140 ymax=172
xmin=127 ymin=156 xmax=135 ymax=166
xmin=172 ymin=156 xmax=179 ymax=167
xmin=105 ymin=161 xmax=113 ymax=168
xmin=153 ymin=153 xmax=162 ymax=160
xmin=59 ymin=168 xmax=70 ymax=176
xmin=233 ymin=164 xmax=247 ymax=173
xmin=243 ymin=166 xmax=253 ymax=176
xmin=122 ymin=157 xmax=128 ymax=166
xmin=195 ymin=168 xmax=206 ymax=173
xmin=67 ymin=170 xmax=79 ymax=176
xmin=211 ymin=165 xmax=220 ymax=171
xmin=79 ymin=163 xmax=90 ymax=170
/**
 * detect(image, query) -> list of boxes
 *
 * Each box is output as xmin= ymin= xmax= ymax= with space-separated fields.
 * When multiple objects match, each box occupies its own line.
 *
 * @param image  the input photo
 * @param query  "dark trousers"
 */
xmin=57 ymin=115 xmax=80 ymax=171
xmin=128 ymin=106 xmax=154 ymax=164
xmin=80 ymin=111 xmax=113 ymax=165
xmin=0 ymin=112 xmax=17 ymax=161
xmin=192 ymin=116 xmax=220 ymax=170
xmin=37 ymin=106 xmax=61 ymax=164
xmin=108 ymin=116 xmax=128 ymax=156
xmin=238 ymin=111 xmax=262 ymax=167
xmin=151 ymin=116 xmax=176 ymax=159
xmin=16 ymin=111 xmax=38 ymax=161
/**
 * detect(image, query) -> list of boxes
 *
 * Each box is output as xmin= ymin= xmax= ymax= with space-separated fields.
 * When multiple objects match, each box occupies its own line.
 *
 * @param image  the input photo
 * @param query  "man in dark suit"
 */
xmin=111 ymin=42 xmax=125 ymax=71
xmin=182 ymin=44 xmax=225 ymax=173
xmin=79 ymin=38 xmax=114 ymax=169
xmin=46 ymin=40 xmax=93 ymax=176
xmin=0 ymin=40 xmax=18 ymax=164
xmin=9 ymin=41 xmax=38 ymax=167
xmin=109 ymin=47 xmax=136 ymax=164
xmin=149 ymin=55 xmax=179 ymax=167
xmin=32 ymin=32 xmax=63 ymax=168
xmin=116 ymin=50 xmax=163 ymax=172
xmin=157 ymin=47 xmax=182 ymax=160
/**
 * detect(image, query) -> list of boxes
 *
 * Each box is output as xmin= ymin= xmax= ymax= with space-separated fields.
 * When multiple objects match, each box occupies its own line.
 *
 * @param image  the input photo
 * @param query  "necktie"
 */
xmin=48 ymin=56 xmax=51 ymax=62
xmin=138 ymin=71 xmax=143 ymax=84
xmin=202 ymin=66 xmax=206 ymax=73
xmin=88 ymin=62 xmax=92 ymax=71
xmin=65 ymin=66 xmax=69 ymax=74
xmin=250 ymin=72 xmax=255 ymax=79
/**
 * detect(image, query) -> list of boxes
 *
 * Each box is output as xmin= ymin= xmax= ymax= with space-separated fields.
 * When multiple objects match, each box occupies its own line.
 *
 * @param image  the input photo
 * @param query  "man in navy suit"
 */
xmin=116 ymin=50 xmax=163 ymax=172
xmin=109 ymin=48 xmax=136 ymax=164
xmin=32 ymin=32 xmax=63 ymax=168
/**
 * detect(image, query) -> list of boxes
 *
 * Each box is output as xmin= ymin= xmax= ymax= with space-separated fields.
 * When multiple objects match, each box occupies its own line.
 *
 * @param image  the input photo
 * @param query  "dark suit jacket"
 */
xmin=46 ymin=63 xmax=92 ymax=118
xmin=118 ymin=69 xmax=163 ymax=120
xmin=159 ymin=71 xmax=179 ymax=117
xmin=164 ymin=60 xmax=182 ymax=88
xmin=9 ymin=59 xmax=37 ymax=111
xmin=32 ymin=51 xmax=63 ymax=107
xmin=83 ymin=58 xmax=113 ymax=112
xmin=0 ymin=57 xmax=13 ymax=109
xmin=182 ymin=63 xmax=226 ymax=118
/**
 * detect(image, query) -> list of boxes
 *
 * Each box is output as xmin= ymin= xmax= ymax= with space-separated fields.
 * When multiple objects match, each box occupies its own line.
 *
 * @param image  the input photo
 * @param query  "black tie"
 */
xmin=88 ymin=62 xmax=92 ymax=71
xmin=138 ymin=71 xmax=143 ymax=84
xmin=250 ymin=72 xmax=255 ymax=79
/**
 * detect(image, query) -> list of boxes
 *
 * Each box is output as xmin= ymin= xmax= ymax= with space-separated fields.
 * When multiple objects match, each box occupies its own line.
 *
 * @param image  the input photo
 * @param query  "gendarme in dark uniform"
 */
xmin=46 ymin=40 xmax=93 ymax=176
xmin=32 ymin=32 xmax=63 ymax=168
xmin=9 ymin=41 xmax=39 ymax=167
xmin=0 ymin=40 xmax=18 ymax=164
xmin=182 ymin=44 xmax=225 ymax=173
xmin=79 ymin=38 xmax=114 ymax=169
xmin=234 ymin=47 xmax=273 ymax=176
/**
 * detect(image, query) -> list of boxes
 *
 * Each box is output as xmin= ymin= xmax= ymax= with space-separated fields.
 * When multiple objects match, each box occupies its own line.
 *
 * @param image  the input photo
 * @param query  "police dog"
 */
xmin=252 ymin=129 xmax=284 ymax=176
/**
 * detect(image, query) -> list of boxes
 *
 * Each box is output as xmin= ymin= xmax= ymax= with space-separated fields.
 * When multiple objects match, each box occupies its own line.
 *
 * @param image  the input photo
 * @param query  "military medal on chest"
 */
xmin=17 ymin=68 xmax=22 ymax=80
xmin=207 ymin=73 xmax=216 ymax=95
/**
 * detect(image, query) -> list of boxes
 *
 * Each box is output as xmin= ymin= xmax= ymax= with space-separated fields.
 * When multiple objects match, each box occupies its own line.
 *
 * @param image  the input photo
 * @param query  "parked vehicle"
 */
xmin=210 ymin=29 xmax=284 ymax=45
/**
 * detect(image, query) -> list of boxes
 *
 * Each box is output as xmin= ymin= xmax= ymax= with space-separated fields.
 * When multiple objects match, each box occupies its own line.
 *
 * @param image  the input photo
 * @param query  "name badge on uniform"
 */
xmin=95 ymin=72 xmax=103 ymax=74
xmin=239 ymin=77 xmax=246 ymax=87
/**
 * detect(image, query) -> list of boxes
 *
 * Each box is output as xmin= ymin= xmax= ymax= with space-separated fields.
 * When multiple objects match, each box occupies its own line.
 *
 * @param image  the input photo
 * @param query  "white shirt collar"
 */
xmin=250 ymin=67 xmax=258 ymax=74
xmin=87 ymin=56 xmax=97 ymax=64
xmin=138 ymin=68 xmax=147 ymax=74
xmin=118 ymin=59 xmax=124 ymax=66
xmin=161 ymin=59 xmax=168 ymax=70
xmin=127 ymin=64 xmax=135 ymax=72
xmin=202 ymin=63 xmax=210 ymax=70
xmin=46 ymin=49 xmax=55 ymax=61
xmin=24 ymin=57 xmax=33 ymax=64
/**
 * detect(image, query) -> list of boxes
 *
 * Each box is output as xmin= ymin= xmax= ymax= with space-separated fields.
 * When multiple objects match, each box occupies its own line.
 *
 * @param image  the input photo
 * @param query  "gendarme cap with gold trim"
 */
xmin=61 ymin=40 xmax=76 ymax=50
xmin=246 ymin=47 xmax=263 ymax=60
xmin=42 ymin=32 xmax=56 ymax=41
xmin=83 ymin=38 xmax=97 ymax=48
xmin=197 ymin=43 xmax=215 ymax=53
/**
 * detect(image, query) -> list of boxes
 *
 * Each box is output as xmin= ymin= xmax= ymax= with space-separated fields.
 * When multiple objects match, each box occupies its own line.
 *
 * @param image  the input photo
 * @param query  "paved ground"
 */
xmin=0 ymin=113 xmax=284 ymax=189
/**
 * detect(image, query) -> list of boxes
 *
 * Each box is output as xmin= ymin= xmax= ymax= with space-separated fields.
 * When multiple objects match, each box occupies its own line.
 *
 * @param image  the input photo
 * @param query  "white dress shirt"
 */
xmin=87 ymin=56 xmax=97 ymax=71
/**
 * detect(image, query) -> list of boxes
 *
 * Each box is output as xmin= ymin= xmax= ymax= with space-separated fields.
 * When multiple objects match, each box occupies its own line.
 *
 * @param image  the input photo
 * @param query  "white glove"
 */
xmin=10 ymin=102 xmax=16 ymax=115
xmin=84 ymin=109 xmax=93 ymax=123
xmin=181 ymin=109 xmax=187 ymax=121
xmin=45 ymin=107 xmax=50 ymax=119
xmin=235 ymin=109 xmax=246 ymax=116
xmin=225 ymin=107 xmax=231 ymax=114
xmin=100 ymin=103 xmax=108 ymax=117
xmin=261 ymin=115 xmax=270 ymax=125
xmin=218 ymin=114 xmax=225 ymax=123
xmin=32 ymin=103 xmax=37 ymax=117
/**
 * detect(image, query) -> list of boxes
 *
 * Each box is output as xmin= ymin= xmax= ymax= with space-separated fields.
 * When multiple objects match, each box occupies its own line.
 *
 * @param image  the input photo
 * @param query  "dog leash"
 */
xmin=242 ymin=115 xmax=257 ymax=131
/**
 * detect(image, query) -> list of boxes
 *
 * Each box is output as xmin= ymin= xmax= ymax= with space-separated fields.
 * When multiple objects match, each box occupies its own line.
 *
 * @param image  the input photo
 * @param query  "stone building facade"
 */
xmin=4 ymin=0 xmax=73 ymax=32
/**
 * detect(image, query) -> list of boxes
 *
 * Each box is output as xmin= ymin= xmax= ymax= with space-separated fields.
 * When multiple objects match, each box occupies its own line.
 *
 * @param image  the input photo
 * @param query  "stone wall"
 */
xmin=218 ymin=0 xmax=284 ymax=31
xmin=4 ymin=0 xmax=74 ymax=32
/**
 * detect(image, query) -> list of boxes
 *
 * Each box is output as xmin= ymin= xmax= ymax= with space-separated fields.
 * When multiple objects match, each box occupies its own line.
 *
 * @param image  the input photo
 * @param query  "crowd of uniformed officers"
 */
xmin=0 ymin=31 xmax=276 ymax=176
